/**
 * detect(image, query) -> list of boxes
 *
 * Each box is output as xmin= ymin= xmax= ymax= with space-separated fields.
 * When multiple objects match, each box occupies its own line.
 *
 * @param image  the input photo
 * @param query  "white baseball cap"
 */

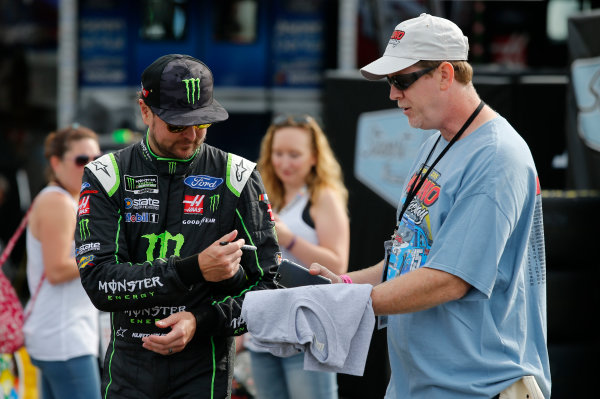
xmin=360 ymin=13 xmax=469 ymax=80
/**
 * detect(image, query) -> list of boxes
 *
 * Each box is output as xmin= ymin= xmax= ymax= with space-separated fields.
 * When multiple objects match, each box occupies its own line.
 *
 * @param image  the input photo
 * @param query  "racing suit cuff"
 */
xmin=193 ymin=304 xmax=219 ymax=335
xmin=209 ymin=265 xmax=247 ymax=294
xmin=174 ymin=255 xmax=205 ymax=285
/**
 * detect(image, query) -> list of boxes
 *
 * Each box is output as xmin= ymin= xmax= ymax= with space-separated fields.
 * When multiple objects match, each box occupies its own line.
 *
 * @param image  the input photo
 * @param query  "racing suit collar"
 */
xmin=140 ymin=133 xmax=202 ymax=176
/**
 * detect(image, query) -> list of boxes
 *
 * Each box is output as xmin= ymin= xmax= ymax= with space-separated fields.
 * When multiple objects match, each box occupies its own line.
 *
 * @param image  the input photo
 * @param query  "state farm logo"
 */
xmin=124 ymin=197 xmax=159 ymax=210
xmin=78 ymin=195 xmax=90 ymax=216
xmin=183 ymin=195 xmax=204 ymax=214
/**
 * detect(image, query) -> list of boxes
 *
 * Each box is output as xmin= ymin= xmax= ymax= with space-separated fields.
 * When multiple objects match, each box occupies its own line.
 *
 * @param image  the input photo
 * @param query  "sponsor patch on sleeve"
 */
xmin=226 ymin=153 xmax=256 ymax=197
xmin=86 ymin=154 xmax=120 ymax=197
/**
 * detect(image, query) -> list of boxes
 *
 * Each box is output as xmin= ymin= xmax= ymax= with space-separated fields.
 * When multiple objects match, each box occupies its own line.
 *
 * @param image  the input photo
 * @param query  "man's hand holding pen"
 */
xmin=197 ymin=230 xmax=246 ymax=282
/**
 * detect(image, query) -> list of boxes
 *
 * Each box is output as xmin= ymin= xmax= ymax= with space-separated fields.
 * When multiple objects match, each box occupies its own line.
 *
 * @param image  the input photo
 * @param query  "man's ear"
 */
xmin=139 ymin=99 xmax=152 ymax=125
xmin=439 ymin=62 xmax=455 ymax=91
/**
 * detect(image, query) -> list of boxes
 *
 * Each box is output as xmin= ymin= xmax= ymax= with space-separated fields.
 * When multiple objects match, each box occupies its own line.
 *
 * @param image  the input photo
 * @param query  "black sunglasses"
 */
xmin=166 ymin=123 xmax=212 ymax=133
xmin=386 ymin=65 xmax=438 ymax=91
xmin=272 ymin=114 xmax=313 ymax=126
xmin=75 ymin=154 xmax=102 ymax=167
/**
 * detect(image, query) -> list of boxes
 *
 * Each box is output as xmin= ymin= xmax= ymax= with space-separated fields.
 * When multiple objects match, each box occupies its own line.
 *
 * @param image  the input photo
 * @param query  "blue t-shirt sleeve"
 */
xmin=425 ymin=192 xmax=512 ymax=298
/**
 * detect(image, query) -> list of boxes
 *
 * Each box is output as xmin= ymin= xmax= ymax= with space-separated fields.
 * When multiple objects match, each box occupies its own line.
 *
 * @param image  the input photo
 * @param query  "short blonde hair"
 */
xmin=257 ymin=115 xmax=348 ymax=212
xmin=415 ymin=60 xmax=473 ymax=84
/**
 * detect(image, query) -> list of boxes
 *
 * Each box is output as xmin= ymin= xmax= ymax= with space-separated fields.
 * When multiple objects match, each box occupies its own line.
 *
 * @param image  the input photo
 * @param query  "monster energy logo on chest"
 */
xmin=209 ymin=194 xmax=220 ymax=212
xmin=168 ymin=162 xmax=176 ymax=174
xmin=142 ymin=231 xmax=184 ymax=262
xmin=182 ymin=78 xmax=201 ymax=104
xmin=79 ymin=219 xmax=90 ymax=240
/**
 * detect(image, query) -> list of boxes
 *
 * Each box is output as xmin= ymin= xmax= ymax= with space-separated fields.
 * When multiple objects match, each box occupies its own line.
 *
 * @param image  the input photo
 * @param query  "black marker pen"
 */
xmin=219 ymin=241 xmax=257 ymax=251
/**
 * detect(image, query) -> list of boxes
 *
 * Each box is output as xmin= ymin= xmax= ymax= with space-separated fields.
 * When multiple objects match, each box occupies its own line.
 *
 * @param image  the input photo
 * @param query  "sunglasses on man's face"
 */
xmin=74 ymin=154 xmax=102 ymax=167
xmin=386 ymin=65 xmax=438 ymax=91
xmin=166 ymin=123 xmax=212 ymax=133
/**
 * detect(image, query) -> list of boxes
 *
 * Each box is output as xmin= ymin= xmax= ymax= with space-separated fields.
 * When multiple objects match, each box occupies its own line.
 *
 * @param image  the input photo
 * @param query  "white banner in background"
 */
xmin=354 ymin=109 xmax=436 ymax=207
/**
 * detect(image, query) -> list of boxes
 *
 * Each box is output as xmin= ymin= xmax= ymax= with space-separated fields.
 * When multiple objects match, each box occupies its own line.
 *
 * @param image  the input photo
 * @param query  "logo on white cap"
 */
xmin=389 ymin=30 xmax=405 ymax=47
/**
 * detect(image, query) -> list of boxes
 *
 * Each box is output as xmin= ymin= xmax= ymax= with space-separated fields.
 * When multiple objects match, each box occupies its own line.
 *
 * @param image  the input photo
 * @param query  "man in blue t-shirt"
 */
xmin=310 ymin=13 xmax=551 ymax=399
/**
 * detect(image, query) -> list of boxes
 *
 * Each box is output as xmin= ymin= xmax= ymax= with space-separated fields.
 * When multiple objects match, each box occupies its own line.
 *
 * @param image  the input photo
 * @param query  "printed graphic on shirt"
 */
xmin=526 ymin=176 xmax=546 ymax=286
xmin=385 ymin=166 xmax=437 ymax=281
xmin=403 ymin=166 xmax=441 ymax=224
xmin=386 ymin=218 xmax=431 ymax=281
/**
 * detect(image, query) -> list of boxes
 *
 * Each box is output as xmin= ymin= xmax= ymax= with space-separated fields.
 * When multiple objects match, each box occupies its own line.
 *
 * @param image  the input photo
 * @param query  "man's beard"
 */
xmin=148 ymin=122 xmax=204 ymax=159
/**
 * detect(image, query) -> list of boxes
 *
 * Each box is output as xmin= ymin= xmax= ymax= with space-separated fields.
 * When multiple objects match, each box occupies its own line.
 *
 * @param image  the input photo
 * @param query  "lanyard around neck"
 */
xmin=395 ymin=100 xmax=485 ymax=228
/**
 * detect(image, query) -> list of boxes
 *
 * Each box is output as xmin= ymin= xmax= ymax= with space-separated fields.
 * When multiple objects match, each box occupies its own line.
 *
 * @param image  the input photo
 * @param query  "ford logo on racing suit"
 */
xmin=184 ymin=175 xmax=224 ymax=190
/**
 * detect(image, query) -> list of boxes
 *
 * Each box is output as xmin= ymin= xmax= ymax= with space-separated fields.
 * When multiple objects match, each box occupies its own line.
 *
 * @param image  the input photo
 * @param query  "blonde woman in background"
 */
xmin=24 ymin=125 xmax=102 ymax=399
xmin=244 ymin=114 xmax=350 ymax=399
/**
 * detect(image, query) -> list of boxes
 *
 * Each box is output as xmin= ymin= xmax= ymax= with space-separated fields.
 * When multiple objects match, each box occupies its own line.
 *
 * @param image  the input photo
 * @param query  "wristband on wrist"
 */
xmin=339 ymin=274 xmax=353 ymax=284
xmin=286 ymin=235 xmax=297 ymax=251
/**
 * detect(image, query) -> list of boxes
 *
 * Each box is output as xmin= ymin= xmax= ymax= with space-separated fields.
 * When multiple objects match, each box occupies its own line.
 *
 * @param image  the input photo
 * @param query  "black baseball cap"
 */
xmin=141 ymin=54 xmax=229 ymax=126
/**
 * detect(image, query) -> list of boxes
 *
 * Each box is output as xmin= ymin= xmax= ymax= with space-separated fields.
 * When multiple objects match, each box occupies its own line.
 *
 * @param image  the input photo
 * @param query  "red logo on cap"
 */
xmin=390 ymin=30 xmax=405 ymax=41
xmin=142 ymin=88 xmax=149 ymax=98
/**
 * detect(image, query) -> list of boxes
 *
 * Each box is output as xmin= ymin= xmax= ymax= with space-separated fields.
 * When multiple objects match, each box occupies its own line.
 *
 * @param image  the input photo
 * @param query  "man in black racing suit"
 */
xmin=75 ymin=54 xmax=279 ymax=399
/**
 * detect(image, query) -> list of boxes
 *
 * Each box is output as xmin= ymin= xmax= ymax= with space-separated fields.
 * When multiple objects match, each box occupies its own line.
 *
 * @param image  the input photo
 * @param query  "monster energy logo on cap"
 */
xmin=182 ymin=78 xmax=201 ymax=104
xmin=79 ymin=219 xmax=90 ymax=240
xmin=140 ymin=54 xmax=229 ymax=126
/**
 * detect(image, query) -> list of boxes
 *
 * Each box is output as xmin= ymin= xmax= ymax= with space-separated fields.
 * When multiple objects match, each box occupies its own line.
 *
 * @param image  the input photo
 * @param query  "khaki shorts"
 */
xmin=499 ymin=376 xmax=544 ymax=399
